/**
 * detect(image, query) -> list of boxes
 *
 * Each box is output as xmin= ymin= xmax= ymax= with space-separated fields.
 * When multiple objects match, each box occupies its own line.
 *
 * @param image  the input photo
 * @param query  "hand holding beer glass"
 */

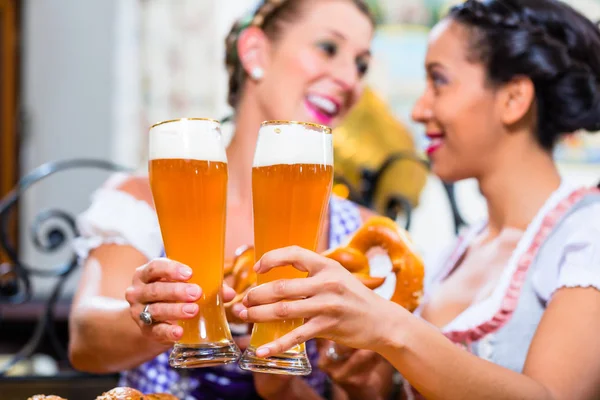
xmin=239 ymin=121 xmax=333 ymax=375
xmin=148 ymin=118 xmax=241 ymax=368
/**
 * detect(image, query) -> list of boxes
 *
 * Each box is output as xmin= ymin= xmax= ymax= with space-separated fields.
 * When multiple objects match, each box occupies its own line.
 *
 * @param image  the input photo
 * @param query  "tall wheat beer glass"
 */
xmin=239 ymin=121 xmax=333 ymax=375
xmin=148 ymin=118 xmax=241 ymax=368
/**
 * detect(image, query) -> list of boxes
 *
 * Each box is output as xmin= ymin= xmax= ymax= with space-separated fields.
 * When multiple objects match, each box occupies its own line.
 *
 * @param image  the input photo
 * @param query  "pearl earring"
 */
xmin=250 ymin=67 xmax=264 ymax=81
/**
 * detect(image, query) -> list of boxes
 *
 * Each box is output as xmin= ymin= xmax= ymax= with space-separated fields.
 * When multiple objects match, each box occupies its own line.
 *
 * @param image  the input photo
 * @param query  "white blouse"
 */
xmin=73 ymin=173 xmax=163 ymax=261
xmin=417 ymin=181 xmax=600 ymax=333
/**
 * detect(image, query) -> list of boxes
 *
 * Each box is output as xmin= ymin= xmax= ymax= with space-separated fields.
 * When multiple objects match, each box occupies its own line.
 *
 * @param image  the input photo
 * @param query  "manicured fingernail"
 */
xmin=183 ymin=303 xmax=198 ymax=315
xmin=253 ymin=262 xmax=260 ymax=272
xmin=232 ymin=303 xmax=244 ymax=315
xmin=180 ymin=266 xmax=192 ymax=278
xmin=186 ymin=285 xmax=200 ymax=298
xmin=256 ymin=347 xmax=270 ymax=357
xmin=172 ymin=326 xmax=183 ymax=339
xmin=239 ymin=309 xmax=248 ymax=320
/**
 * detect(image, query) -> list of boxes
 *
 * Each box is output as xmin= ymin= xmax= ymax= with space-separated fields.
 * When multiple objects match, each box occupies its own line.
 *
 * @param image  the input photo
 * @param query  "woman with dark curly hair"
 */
xmin=238 ymin=1 xmax=600 ymax=398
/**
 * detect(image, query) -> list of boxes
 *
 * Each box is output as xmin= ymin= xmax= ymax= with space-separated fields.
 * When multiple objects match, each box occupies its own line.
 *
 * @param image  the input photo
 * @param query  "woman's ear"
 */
xmin=498 ymin=76 xmax=536 ymax=127
xmin=237 ymin=26 xmax=270 ymax=82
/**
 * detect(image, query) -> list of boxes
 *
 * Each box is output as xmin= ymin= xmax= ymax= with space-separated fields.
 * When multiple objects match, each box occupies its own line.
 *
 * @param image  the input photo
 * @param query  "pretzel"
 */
xmin=224 ymin=216 xmax=424 ymax=319
xmin=28 ymin=397 xmax=67 ymax=400
xmin=95 ymin=387 xmax=178 ymax=400
xmin=323 ymin=216 xmax=424 ymax=312
xmin=29 ymin=387 xmax=179 ymax=400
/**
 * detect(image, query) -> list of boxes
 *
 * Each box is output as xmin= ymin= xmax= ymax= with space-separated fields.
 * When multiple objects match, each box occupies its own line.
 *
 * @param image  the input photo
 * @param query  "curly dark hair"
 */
xmin=224 ymin=0 xmax=374 ymax=110
xmin=448 ymin=0 xmax=600 ymax=151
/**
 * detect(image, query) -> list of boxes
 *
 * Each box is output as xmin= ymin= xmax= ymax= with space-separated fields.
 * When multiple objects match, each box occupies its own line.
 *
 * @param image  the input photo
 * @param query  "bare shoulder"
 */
xmin=107 ymin=174 xmax=154 ymax=207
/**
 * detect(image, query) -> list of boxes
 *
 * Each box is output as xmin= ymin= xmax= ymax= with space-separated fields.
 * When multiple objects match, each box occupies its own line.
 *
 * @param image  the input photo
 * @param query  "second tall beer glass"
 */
xmin=239 ymin=121 xmax=334 ymax=375
xmin=148 ymin=118 xmax=241 ymax=368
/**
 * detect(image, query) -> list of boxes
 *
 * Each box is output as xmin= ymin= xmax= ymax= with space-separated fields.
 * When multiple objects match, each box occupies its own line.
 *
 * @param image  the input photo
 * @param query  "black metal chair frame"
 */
xmin=0 ymin=159 xmax=132 ymax=376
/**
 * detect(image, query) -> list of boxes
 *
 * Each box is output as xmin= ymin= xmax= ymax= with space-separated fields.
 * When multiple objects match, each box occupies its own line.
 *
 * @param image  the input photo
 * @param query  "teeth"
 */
xmin=430 ymin=138 xmax=444 ymax=145
xmin=307 ymin=95 xmax=338 ymax=115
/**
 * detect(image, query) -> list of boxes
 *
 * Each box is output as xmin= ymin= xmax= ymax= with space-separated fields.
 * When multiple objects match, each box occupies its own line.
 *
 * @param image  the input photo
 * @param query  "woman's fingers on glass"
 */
xmin=242 ymin=277 xmax=319 ymax=307
xmin=239 ymin=298 xmax=319 ymax=323
xmin=139 ymin=302 xmax=199 ymax=323
xmin=138 ymin=282 xmax=201 ymax=303
xmin=234 ymin=334 xmax=250 ymax=351
xmin=255 ymin=323 xmax=319 ymax=359
xmin=124 ymin=286 xmax=138 ymax=307
xmin=144 ymin=322 xmax=183 ymax=344
xmin=254 ymin=245 xmax=331 ymax=275
xmin=136 ymin=258 xmax=193 ymax=284
xmin=222 ymin=283 xmax=236 ymax=302
xmin=231 ymin=302 xmax=246 ymax=318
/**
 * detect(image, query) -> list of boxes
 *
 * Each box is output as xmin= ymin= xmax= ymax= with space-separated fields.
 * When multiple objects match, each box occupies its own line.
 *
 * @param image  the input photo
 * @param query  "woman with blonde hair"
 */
xmin=68 ymin=1 xmax=397 ymax=399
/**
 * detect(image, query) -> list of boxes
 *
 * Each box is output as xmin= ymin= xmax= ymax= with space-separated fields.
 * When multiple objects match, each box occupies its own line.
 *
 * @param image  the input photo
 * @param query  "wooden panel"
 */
xmin=0 ymin=0 xmax=19 ymax=262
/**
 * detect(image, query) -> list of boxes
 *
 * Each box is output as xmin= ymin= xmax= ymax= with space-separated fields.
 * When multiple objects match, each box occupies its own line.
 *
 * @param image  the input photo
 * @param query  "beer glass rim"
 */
xmin=260 ymin=120 xmax=332 ymax=134
xmin=150 ymin=117 xmax=220 ymax=129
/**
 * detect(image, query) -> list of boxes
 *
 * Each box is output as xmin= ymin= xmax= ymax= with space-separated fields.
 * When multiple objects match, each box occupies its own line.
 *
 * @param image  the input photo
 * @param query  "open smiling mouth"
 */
xmin=426 ymin=132 xmax=445 ymax=156
xmin=305 ymin=94 xmax=341 ymax=125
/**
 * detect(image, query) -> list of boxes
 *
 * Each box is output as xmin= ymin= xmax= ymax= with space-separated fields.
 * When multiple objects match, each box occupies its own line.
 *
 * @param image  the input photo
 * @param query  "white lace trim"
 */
xmin=73 ymin=187 xmax=163 ymax=261
xmin=551 ymin=240 xmax=600 ymax=295
xmin=555 ymin=282 xmax=600 ymax=291
xmin=534 ymin=202 xmax=600 ymax=300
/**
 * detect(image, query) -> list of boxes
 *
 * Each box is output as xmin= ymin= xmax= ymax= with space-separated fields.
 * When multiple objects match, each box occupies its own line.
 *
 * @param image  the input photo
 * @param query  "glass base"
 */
xmin=238 ymin=345 xmax=312 ymax=376
xmin=169 ymin=341 xmax=241 ymax=368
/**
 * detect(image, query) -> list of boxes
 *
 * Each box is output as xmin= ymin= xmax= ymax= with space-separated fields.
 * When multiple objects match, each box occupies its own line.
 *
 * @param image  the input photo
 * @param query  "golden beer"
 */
xmin=240 ymin=121 xmax=333 ymax=375
xmin=148 ymin=118 xmax=240 ymax=368
xmin=251 ymin=164 xmax=333 ymax=346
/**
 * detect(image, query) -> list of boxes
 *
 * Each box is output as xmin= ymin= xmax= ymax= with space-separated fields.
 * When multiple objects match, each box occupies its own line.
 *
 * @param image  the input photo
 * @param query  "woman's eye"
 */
xmin=356 ymin=58 xmax=369 ymax=76
xmin=317 ymin=41 xmax=338 ymax=57
xmin=431 ymin=72 xmax=448 ymax=87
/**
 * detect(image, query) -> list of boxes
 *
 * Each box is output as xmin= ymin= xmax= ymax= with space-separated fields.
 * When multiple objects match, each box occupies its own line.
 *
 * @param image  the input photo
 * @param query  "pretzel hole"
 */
xmin=366 ymin=250 xmax=396 ymax=301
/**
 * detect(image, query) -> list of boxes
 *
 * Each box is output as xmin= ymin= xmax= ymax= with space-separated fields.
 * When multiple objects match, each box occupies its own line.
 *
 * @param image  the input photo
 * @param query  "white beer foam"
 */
xmin=149 ymin=119 xmax=227 ymax=162
xmin=253 ymin=123 xmax=333 ymax=167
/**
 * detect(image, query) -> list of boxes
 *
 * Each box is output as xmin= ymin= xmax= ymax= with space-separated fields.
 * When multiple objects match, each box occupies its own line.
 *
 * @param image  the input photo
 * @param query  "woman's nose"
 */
xmin=331 ymin=58 xmax=360 ymax=91
xmin=411 ymin=91 xmax=433 ymax=123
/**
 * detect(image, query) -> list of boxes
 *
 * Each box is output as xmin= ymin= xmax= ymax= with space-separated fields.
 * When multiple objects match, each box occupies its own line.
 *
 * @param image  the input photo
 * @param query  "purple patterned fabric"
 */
xmin=119 ymin=196 xmax=362 ymax=399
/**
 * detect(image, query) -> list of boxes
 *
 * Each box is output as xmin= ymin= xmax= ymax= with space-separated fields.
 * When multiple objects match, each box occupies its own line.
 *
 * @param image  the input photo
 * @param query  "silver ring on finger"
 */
xmin=325 ymin=344 xmax=349 ymax=362
xmin=139 ymin=304 xmax=154 ymax=326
